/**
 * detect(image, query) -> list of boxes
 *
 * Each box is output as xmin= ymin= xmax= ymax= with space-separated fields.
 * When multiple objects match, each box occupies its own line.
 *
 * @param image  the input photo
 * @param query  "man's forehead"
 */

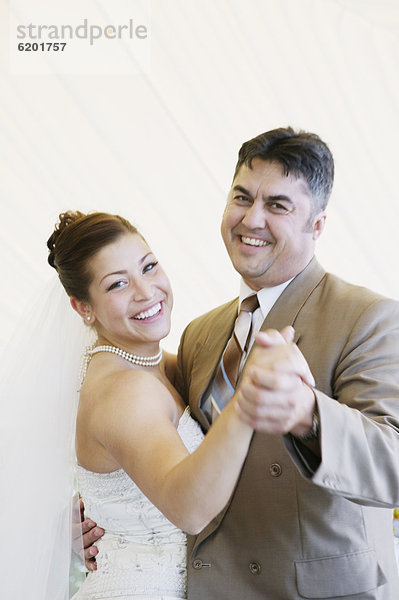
xmin=232 ymin=159 xmax=310 ymax=196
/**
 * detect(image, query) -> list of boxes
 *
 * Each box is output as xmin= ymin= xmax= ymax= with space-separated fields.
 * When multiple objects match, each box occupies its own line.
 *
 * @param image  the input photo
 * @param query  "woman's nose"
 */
xmin=132 ymin=278 xmax=154 ymax=301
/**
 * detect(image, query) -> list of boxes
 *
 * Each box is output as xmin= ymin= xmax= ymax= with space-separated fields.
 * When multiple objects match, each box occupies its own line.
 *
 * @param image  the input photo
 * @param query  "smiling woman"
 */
xmin=69 ymin=233 xmax=173 ymax=356
xmin=42 ymin=210 xmax=256 ymax=600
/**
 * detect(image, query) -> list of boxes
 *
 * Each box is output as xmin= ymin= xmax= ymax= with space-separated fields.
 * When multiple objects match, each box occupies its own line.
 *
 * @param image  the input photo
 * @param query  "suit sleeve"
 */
xmin=285 ymin=297 xmax=399 ymax=508
xmin=175 ymin=325 xmax=189 ymax=403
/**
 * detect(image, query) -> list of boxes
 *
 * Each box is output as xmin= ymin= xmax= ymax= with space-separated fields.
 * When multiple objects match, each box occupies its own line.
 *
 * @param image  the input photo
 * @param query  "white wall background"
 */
xmin=2 ymin=0 xmax=399 ymax=354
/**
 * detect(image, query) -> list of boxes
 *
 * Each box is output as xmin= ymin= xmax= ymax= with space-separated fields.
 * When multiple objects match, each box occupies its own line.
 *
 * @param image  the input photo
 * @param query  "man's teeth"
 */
xmin=133 ymin=303 xmax=162 ymax=320
xmin=241 ymin=236 xmax=268 ymax=247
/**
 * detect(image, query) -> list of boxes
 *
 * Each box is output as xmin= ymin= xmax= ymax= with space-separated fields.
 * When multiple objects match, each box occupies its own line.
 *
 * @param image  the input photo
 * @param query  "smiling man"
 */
xmin=176 ymin=127 xmax=399 ymax=599
xmin=221 ymin=159 xmax=325 ymax=289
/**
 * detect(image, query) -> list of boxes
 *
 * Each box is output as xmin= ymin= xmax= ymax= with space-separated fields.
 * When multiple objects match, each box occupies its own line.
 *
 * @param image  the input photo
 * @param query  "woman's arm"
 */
xmin=92 ymin=370 xmax=253 ymax=535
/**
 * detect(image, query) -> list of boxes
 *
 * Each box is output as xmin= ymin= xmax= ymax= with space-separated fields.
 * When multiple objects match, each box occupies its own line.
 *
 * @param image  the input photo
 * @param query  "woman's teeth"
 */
xmin=133 ymin=303 xmax=162 ymax=320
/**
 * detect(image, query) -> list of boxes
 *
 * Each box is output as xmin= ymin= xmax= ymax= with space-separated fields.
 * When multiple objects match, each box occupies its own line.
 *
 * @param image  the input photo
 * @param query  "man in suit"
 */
xmin=84 ymin=127 xmax=399 ymax=598
xmin=174 ymin=127 xmax=399 ymax=599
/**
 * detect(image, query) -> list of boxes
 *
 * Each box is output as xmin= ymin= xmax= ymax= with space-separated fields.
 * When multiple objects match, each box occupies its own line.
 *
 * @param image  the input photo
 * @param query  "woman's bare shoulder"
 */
xmin=84 ymin=367 xmax=172 ymax=411
xmin=80 ymin=367 xmax=175 ymax=449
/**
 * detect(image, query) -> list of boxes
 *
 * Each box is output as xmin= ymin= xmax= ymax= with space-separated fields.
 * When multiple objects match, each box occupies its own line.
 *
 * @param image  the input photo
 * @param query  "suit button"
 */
xmin=193 ymin=559 xmax=203 ymax=569
xmin=270 ymin=463 xmax=282 ymax=477
xmin=249 ymin=561 xmax=261 ymax=575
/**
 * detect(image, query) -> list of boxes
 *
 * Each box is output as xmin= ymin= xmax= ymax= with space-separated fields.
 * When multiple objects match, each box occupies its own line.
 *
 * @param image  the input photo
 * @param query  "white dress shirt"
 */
xmin=239 ymin=278 xmax=293 ymax=356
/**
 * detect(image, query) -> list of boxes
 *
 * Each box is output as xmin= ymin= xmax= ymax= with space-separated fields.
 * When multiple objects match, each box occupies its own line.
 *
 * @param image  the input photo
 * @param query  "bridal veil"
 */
xmin=0 ymin=279 xmax=92 ymax=599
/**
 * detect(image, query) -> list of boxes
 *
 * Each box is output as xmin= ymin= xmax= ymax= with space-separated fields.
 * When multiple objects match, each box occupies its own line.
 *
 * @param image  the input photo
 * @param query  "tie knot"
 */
xmin=239 ymin=294 xmax=259 ymax=315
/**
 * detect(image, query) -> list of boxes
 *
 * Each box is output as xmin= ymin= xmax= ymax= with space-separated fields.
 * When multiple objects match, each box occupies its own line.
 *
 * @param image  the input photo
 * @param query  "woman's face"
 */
xmin=86 ymin=233 xmax=173 ymax=353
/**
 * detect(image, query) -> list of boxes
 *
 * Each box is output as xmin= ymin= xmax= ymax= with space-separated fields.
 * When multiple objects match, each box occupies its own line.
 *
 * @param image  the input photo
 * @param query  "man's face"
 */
xmin=221 ymin=159 xmax=326 ymax=290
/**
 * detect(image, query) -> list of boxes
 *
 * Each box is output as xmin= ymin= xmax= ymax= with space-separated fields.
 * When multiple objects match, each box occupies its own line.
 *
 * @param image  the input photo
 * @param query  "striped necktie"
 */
xmin=206 ymin=294 xmax=259 ymax=421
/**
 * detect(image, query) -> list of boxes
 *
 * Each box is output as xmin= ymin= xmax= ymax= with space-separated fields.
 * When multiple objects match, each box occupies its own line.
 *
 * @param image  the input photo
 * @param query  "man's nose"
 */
xmin=241 ymin=200 xmax=266 ymax=229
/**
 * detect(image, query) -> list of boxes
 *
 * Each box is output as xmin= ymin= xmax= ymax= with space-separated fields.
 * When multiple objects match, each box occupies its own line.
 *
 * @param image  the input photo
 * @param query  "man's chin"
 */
xmin=237 ymin=267 xmax=271 ymax=291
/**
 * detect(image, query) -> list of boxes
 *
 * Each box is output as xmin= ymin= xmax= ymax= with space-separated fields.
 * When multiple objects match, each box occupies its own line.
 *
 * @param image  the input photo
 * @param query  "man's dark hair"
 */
xmin=234 ymin=127 xmax=334 ymax=213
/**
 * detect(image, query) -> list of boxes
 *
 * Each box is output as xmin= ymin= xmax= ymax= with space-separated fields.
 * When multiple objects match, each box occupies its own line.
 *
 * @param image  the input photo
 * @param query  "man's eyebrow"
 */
xmin=267 ymin=194 xmax=294 ymax=206
xmin=233 ymin=184 xmax=295 ymax=206
xmin=232 ymin=184 xmax=251 ymax=196
xmin=232 ymin=185 xmax=296 ymax=209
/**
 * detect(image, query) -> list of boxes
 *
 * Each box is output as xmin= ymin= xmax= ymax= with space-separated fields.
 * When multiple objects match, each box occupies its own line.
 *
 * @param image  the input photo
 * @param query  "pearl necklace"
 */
xmin=80 ymin=344 xmax=163 ymax=385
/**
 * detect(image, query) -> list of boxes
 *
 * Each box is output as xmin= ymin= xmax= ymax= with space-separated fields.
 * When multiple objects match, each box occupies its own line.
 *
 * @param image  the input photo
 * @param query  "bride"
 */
xmin=45 ymin=210 xmax=255 ymax=600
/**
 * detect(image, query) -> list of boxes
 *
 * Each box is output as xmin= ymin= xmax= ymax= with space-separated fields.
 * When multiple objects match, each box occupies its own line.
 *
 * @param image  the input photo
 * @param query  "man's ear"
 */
xmin=312 ymin=211 xmax=326 ymax=241
xmin=70 ymin=297 xmax=95 ymax=325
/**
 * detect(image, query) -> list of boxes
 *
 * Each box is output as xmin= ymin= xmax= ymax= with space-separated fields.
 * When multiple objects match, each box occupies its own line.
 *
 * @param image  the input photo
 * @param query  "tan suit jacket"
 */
xmin=175 ymin=258 xmax=399 ymax=599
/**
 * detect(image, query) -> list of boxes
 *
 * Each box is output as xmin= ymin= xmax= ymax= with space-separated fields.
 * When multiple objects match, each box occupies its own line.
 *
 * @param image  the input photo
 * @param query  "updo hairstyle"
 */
xmin=47 ymin=211 xmax=138 ymax=301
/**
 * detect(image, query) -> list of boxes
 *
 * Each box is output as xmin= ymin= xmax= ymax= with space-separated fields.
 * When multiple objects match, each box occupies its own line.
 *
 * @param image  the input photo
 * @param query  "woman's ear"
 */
xmin=70 ymin=297 xmax=95 ymax=325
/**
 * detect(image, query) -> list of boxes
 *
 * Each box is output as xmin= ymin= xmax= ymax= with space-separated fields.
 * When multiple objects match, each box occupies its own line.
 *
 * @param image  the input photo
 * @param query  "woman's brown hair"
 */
xmin=47 ymin=211 xmax=138 ymax=301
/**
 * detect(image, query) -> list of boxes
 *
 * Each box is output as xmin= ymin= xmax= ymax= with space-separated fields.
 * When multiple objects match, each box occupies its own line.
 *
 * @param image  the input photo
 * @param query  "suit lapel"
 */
xmin=260 ymin=257 xmax=325 ymax=335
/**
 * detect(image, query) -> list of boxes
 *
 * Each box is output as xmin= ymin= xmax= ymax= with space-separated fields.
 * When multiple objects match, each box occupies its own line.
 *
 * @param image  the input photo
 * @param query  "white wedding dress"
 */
xmin=72 ymin=407 xmax=204 ymax=600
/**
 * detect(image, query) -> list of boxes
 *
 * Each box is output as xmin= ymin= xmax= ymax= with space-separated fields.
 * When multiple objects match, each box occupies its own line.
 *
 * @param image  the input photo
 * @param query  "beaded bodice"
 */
xmin=73 ymin=407 xmax=204 ymax=600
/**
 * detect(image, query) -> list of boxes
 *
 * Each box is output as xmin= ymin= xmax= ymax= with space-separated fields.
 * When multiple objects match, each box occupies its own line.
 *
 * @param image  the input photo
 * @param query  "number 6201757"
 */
xmin=18 ymin=42 xmax=67 ymax=51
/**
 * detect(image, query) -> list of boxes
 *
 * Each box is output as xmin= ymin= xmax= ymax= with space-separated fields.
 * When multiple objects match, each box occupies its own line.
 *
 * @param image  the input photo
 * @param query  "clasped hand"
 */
xmin=235 ymin=327 xmax=316 ymax=436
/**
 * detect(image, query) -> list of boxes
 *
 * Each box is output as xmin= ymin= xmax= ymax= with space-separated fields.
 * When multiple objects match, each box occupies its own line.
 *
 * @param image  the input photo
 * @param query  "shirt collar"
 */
xmin=239 ymin=277 xmax=294 ymax=319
